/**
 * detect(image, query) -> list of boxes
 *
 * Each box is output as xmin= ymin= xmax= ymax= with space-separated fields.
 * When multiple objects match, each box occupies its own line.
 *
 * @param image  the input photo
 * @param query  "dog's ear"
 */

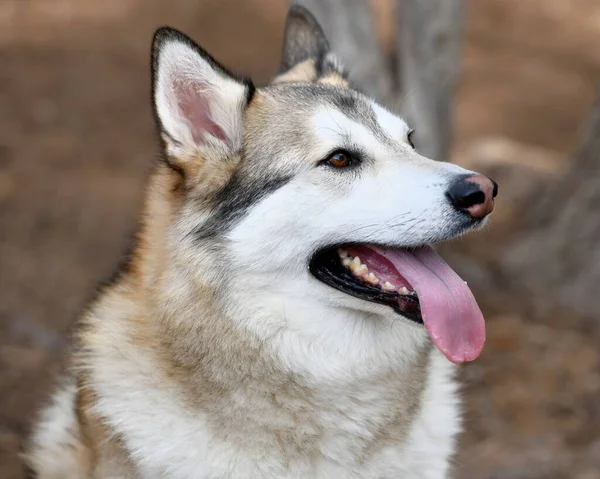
xmin=279 ymin=6 xmax=330 ymax=73
xmin=151 ymin=27 xmax=254 ymax=159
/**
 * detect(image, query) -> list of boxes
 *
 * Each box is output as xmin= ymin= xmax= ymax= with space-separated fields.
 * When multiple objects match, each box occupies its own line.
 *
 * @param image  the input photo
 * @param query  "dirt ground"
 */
xmin=1 ymin=0 xmax=600 ymax=477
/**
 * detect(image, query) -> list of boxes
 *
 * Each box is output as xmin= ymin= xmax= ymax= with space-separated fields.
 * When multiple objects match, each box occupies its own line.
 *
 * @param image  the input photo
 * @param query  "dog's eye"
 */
xmin=407 ymin=129 xmax=415 ymax=149
xmin=325 ymin=151 xmax=351 ymax=168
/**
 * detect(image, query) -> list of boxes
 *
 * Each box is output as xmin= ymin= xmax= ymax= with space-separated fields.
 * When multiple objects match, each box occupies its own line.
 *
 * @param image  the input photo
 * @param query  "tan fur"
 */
xmin=317 ymin=73 xmax=350 ymax=88
xmin=272 ymin=59 xmax=318 ymax=84
xmin=272 ymin=59 xmax=349 ymax=89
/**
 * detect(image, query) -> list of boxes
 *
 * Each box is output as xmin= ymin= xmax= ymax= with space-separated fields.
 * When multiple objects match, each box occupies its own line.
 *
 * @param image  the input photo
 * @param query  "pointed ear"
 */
xmin=279 ymin=6 xmax=330 ymax=73
xmin=151 ymin=27 xmax=254 ymax=158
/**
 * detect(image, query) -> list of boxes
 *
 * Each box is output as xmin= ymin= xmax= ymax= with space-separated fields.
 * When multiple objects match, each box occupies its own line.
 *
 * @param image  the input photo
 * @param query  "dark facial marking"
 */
xmin=331 ymin=93 xmax=391 ymax=145
xmin=271 ymin=83 xmax=392 ymax=145
xmin=331 ymin=93 xmax=357 ymax=113
xmin=193 ymin=172 xmax=292 ymax=241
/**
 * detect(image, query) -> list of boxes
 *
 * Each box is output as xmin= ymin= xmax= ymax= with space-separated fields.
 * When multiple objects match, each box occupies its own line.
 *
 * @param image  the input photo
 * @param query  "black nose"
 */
xmin=446 ymin=174 xmax=497 ymax=219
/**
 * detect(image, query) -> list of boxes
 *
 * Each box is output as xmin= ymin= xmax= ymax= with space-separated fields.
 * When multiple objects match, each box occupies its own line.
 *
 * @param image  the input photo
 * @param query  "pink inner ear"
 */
xmin=174 ymin=79 xmax=227 ymax=144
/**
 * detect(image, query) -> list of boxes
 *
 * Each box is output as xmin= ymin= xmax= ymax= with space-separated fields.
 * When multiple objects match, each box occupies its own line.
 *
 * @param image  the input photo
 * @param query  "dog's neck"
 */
xmin=140 ymin=253 xmax=432 ymax=403
xmin=143 ymin=271 xmax=433 ymax=450
xmin=124 ymin=167 xmax=428 ymax=405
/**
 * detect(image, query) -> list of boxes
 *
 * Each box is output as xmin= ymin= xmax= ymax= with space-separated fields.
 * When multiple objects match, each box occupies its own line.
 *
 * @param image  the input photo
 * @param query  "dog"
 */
xmin=27 ymin=6 xmax=497 ymax=478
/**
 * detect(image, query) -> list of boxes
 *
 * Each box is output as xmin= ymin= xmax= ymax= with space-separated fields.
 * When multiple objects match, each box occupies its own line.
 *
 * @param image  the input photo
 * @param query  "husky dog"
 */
xmin=27 ymin=6 xmax=497 ymax=479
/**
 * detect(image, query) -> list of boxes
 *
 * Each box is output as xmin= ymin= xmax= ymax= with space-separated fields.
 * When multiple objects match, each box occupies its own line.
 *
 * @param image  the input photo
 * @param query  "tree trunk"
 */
xmin=397 ymin=0 xmax=464 ymax=161
xmin=503 ymin=94 xmax=600 ymax=317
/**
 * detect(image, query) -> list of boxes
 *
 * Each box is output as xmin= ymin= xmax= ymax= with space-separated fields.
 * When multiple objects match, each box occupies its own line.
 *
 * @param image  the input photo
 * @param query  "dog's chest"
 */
xmin=128 ymin=384 xmax=416 ymax=478
xmin=221 ymin=379 xmax=417 ymax=463
xmin=88 ymin=308 xmax=460 ymax=479
xmin=95 ymin=357 xmax=459 ymax=479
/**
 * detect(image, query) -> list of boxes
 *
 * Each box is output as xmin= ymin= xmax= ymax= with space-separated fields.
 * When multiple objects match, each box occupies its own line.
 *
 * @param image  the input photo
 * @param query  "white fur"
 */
xmin=370 ymin=100 xmax=412 ymax=144
xmin=88 ymin=305 xmax=460 ymax=479
xmin=28 ymin=379 xmax=88 ymax=478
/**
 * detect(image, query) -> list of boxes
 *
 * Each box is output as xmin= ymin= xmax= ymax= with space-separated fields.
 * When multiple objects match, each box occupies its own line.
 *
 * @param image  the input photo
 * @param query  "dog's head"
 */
xmin=150 ymin=7 xmax=497 ymax=366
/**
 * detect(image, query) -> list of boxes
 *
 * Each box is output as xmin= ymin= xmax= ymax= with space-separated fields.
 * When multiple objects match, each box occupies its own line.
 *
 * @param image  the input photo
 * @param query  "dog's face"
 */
xmin=151 ymin=8 xmax=497 ymax=364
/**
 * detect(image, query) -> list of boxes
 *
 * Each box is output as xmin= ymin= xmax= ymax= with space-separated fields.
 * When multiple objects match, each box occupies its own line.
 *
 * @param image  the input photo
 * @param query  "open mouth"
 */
xmin=309 ymin=244 xmax=486 ymax=364
xmin=310 ymin=246 xmax=424 ymax=323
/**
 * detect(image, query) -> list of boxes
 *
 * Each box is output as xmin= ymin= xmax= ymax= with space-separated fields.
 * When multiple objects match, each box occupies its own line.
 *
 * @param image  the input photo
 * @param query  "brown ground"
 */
xmin=1 ymin=1 xmax=599 ymax=477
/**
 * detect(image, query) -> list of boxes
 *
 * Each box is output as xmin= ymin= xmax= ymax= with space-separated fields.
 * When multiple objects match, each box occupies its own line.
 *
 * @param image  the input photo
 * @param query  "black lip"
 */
xmin=309 ymin=246 xmax=423 ymax=324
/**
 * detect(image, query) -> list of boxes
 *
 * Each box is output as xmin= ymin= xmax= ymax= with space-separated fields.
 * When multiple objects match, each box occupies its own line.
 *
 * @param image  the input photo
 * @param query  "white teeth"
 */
xmin=356 ymin=264 xmax=368 ymax=276
xmin=340 ymin=254 xmax=415 ymax=294
xmin=398 ymin=287 xmax=416 ymax=296
xmin=349 ymin=256 xmax=368 ymax=276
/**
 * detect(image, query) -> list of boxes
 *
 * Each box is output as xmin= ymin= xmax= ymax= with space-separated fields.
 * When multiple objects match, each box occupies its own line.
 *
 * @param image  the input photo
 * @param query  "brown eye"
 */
xmin=327 ymin=151 xmax=351 ymax=168
xmin=407 ymin=129 xmax=415 ymax=149
xmin=319 ymin=150 xmax=360 ymax=169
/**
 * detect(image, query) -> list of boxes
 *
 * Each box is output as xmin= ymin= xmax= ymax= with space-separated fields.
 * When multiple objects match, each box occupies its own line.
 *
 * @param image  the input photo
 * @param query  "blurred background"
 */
xmin=1 ymin=0 xmax=600 ymax=477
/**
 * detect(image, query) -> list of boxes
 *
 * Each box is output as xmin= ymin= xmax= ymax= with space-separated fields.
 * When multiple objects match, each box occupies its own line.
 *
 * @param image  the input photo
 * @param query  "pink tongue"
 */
xmin=372 ymin=246 xmax=485 ymax=363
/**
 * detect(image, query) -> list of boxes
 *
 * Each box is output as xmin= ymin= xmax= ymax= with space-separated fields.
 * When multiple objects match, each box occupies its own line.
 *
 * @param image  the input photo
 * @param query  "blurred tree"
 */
xmin=397 ymin=0 xmax=463 ymax=161
xmin=503 ymin=94 xmax=600 ymax=318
